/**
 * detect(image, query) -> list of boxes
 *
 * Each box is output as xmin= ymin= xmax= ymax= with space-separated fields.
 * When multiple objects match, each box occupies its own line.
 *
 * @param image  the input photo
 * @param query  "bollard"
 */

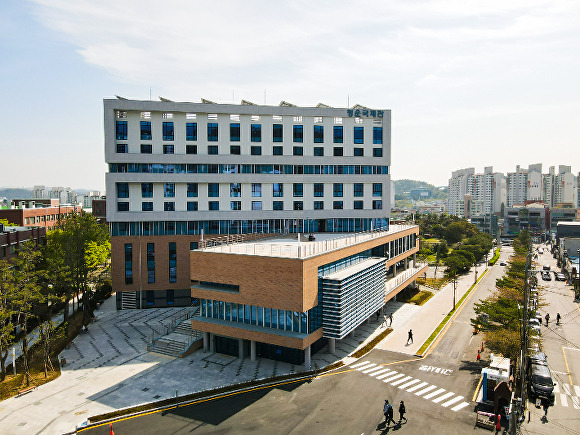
xmin=481 ymin=342 xmax=484 ymax=352
xmin=495 ymin=414 xmax=501 ymax=431
xmin=477 ymin=349 xmax=481 ymax=361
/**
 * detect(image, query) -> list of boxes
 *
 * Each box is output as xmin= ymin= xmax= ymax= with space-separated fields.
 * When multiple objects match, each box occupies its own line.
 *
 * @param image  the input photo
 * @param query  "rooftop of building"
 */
xmin=194 ymin=224 xmax=417 ymax=260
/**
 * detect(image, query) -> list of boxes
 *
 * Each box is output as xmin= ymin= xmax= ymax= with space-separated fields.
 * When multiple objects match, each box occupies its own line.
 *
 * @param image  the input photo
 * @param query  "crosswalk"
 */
xmin=348 ymin=360 xmax=470 ymax=412
xmin=553 ymin=382 xmax=580 ymax=409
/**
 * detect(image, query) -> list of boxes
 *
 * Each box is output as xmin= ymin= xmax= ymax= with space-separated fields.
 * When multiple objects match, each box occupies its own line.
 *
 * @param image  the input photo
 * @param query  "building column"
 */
xmin=328 ymin=338 xmax=336 ymax=354
xmin=405 ymin=257 xmax=409 ymax=270
xmin=238 ymin=339 xmax=244 ymax=359
xmin=304 ymin=345 xmax=311 ymax=371
xmin=203 ymin=332 xmax=210 ymax=352
xmin=209 ymin=333 xmax=215 ymax=353
xmin=250 ymin=340 xmax=256 ymax=361
xmin=393 ymin=264 xmax=398 ymax=277
xmin=413 ymin=252 xmax=417 ymax=267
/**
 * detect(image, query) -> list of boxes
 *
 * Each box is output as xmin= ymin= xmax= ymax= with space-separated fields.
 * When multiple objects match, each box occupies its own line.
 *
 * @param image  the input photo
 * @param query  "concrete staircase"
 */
xmin=148 ymin=318 xmax=203 ymax=358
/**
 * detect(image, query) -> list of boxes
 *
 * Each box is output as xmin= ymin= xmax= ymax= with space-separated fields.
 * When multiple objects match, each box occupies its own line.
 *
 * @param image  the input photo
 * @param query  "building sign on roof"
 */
xmin=347 ymin=109 xmax=384 ymax=118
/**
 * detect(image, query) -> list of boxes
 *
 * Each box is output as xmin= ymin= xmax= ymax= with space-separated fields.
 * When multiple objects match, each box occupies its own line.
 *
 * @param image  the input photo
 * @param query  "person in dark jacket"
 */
xmin=383 ymin=400 xmax=396 ymax=427
xmin=399 ymin=401 xmax=407 ymax=422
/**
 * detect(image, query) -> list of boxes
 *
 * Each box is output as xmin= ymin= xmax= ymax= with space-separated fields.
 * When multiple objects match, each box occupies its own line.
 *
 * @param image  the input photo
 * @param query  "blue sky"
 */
xmin=1 ymin=0 xmax=579 ymax=191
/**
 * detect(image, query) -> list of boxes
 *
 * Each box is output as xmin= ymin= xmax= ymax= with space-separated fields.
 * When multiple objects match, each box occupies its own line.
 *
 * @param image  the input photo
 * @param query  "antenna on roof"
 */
xmin=149 ymin=87 xmax=152 ymax=101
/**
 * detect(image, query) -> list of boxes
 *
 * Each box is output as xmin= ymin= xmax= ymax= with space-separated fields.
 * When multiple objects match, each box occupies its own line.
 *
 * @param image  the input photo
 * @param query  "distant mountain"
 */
xmin=393 ymin=179 xmax=447 ymax=200
xmin=0 ymin=188 xmax=33 ymax=201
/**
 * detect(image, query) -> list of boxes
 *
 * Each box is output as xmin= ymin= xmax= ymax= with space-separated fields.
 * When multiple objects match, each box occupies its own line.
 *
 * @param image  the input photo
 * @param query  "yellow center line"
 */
xmin=562 ymin=347 xmax=574 ymax=386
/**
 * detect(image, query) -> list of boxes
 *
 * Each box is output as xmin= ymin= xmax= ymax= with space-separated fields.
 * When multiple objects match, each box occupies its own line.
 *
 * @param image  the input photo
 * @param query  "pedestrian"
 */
xmin=541 ymin=398 xmax=549 ymax=421
xmin=545 ymin=313 xmax=550 ymax=326
xmin=407 ymin=329 xmax=413 ymax=345
xmin=556 ymin=313 xmax=561 ymax=325
xmin=398 ymin=400 xmax=407 ymax=422
xmin=389 ymin=312 xmax=393 ymax=326
xmin=383 ymin=400 xmax=395 ymax=427
xmin=376 ymin=310 xmax=381 ymax=321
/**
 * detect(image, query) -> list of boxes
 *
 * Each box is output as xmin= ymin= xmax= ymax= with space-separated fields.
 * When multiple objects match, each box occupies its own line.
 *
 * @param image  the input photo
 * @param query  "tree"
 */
xmin=0 ymin=260 xmax=15 ymax=382
xmin=444 ymin=253 xmax=472 ymax=276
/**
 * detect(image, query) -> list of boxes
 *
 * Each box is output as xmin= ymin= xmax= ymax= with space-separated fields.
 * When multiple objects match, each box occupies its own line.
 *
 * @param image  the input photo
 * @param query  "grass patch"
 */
xmin=416 ymin=276 xmax=449 ymax=289
xmin=351 ymin=328 xmax=393 ymax=358
xmin=489 ymin=248 xmax=501 ymax=265
xmin=396 ymin=287 xmax=434 ymax=306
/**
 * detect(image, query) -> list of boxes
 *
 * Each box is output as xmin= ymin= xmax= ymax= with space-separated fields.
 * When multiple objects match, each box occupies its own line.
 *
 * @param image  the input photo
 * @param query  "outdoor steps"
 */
xmin=174 ymin=319 xmax=194 ymax=334
xmin=148 ymin=338 xmax=186 ymax=357
xmin=148 ymin=318 xmax=203 ymax=357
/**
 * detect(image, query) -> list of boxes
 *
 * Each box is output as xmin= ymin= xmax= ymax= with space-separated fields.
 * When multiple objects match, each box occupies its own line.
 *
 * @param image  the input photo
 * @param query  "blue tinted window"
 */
xmin=373 ymin=147 xmax=383 ymax=157
xmin=333 ymin=147 xmax=343 ymax=156
xmin=273 ymin=201 xmax=284 ymax=210
xmin=116 ymin=143 xmax=128 ymax=153
xmin=187 ymin=201 xmax=198 ymax=211
xmin=373 ymin=183 xmax=382 ymax=196
xmin=354 ymin=127 xmax=364 ymax=144
xmin=141 ymin=121 xmax=152 ymax=140
xmin=293 ymin=201 xmax=303 ymax=210
xmin=333 ymin=183 xmax=343 ymax=197
xmin=251 ymin=146 xmax=261 ymax=155
xmin=124 ymin=243 xmax=132 ymax=284
xmin=314 ymin=147 xmax=324 ymax=156
xmin=230 ymin=123 xmax=240 ymax=141
xmin=117 ymin=202 xmax=129 ymax=211
xmin=373 ymin=200 xmax=382 ymax=209
xmin=186 ymin=145 xmax=197 ymax=154
xmin=207 ymin=123 xmax=218 ymax=141
xmin=273 ymin=183 xmax=283 ymax=197
xmin=169 ymin=242 xmax=177 ymax=283
xmin=164 ymin=183 xmax=175 ymax=197
xmin=147 ymin=243 xmax=155 ymax=284
xmin=141 ymin=183 xmax=153 ymax=198
xmin=273 ymin=124 xmax=283 ymax=142
xmin=251 ymin=124 xmax=261 ymax=142
xmin=230 ymin=183 xmax=241 ymax=197
xmin=293 ymin=125 xmax=303 ymax=143
xmin=314 ymin=125 xmax=324 ymax=143
xmin=141 ymin=144 xmax=152 ymax=154
xmin=373 ymin=127 xmax=383 ymax=144
xmin=230 ymin=145 xmax=240 ymax=155
xmin=333 ymin=201 xmax=343 ymax=210
xmin=354 ymin=200 xmax=363 ymax=209
xmin=209 ymin=201 xmax=219 ymax=211
xmin=273 ymin=146 xmax=283 ymax=155
xmin=187 ymin=183 xmax=198 ymax=197
xmin=251 ymin=201 xmax=262 ymax=210
xmin=293 ymin=146 xmax=303 ymax=156
xmin=208 ymin=183 xmax=219 ymax=197
xmin=117 ymin=183 xmax=129 ymax=198
xmin=230 ymin=201 xmax=241 ymax=210
xmin=252 ymin=183 xmax=261 ymax=197
xmin=354 ymin=147 xmax=364 ymax=156
xmin=163 ymin=145 xmax=174 ymax=154
xmin=186 ymin=122 xmax=197 ymax=141
xmin=293 ymin=183 xmax=303 ymax=197
xmin=333 ymin=126 xmax=343 ymax=143
xmin=116 ymin=121 xmax=127 ymax=140
xmin=164 ymin=201 xmax=175 ymax=211
xmin=142 ymin=202 xmax=153 ymax=211
xmin=162 ymin=122 xmax=174 ymax=141
xmin=354 ymin=183 xmax=364 ymax=197
xmin=314 ymin=201 xmax=324 ymax=210
xmin=208 ymin=145 xmax=218 ymax=155
xmin=314 ymin=183 xmax=324 ymax=197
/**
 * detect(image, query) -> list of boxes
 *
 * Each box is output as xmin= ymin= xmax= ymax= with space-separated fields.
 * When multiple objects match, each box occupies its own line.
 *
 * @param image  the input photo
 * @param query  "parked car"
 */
xmin=541 ymin=272 xmax=551 ymax=281
xmin=528 ymin=362 xmax=555 ymax=405
xmin=529 ymin=318 xmax=541 ymax=333
xmin=555 ymin=273 xmax=566 ymax=281
xmin=500 ymin=261 xmax=507 ymax=266
xmin=543 ymin=265 xmax=551 ymax=271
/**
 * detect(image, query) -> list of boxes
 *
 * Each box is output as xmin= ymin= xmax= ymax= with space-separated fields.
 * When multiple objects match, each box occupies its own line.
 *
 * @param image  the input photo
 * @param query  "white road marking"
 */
xmin=383 ymin=373 xmax=405 ymax=383
xmin=441 ymin=396 xmax=464 ymax=407
xmin=563 ymin=384 xmax=572 ymax=395
xmin=571 ymin=396 xmax=580 ymax=410
xmin=399 ymin=379 xmax=421 ymax=389
xmin=376 ymin=370 xmax=396 ymax=380
xmin=423 ymin=388 xmax=446 ymax=400
xmin=415 ymin=385 xmax=437 ymax=396
xmin=357 ymin=363 xmax=376 ymax=371
xmin=432 ymin=392 xmax=455 ymax=403
xmin=406 ymin=381 xmax=428 ymax=392
xmin=391 ymin=376 xmax=413 ymax=386
xmin=575 ymin=385 xmax=580 ymax=397
xmin=362 ymin=365 xmax=382 ymax=374
xmin=369 ymin=368 xmax=392 ymax=377
xmin=350 ymin=361 xmax=370 ymax=368
xmin=451 ymin=402 xmax=470 ymax=412
xmin=560 ymin=394 xmax=568 ymax=407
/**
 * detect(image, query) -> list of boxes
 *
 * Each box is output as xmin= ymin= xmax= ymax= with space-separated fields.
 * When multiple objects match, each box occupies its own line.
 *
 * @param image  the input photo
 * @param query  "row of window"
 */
xmin=117 ymin=121 xmax=383 ymax=145
xmin=116 ymin=143 xmax=384 ymax=157
xmin=118 ymin=199 xmax=383 ymax=212
xmin=109 ymin=163 xmax=388 ymax=175
xmin=118 ymin=182 xmax=383 ymax=199
xmin=125 ymin=242 xmax=176 ymax=285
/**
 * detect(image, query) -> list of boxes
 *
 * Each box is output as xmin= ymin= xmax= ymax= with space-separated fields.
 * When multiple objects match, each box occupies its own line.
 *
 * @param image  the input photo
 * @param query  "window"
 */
xmin=333 ymin=147 xmax=343 ymax=156
xmin=230 ymin=145 xmax=240 ymax=155
xmin=333 ymin=125 xmax=343 ymax=143
xmin=141 ymin=121 xmax=152 ymax=140
xmin=252 ymin=183 xmax=261 ymax=197
xmin=117 ymin=202 xmax=129 ymax=211
xmin=334 ymin=117 xmax=343 ymax=124
xmin=314 ymin=125 xmax=324 ymax=143
xmin=293 ymin=146 xmax=303 ymax=156
xmin=373 ymin=127 xmax=383 ymax=144
xmin=186 ymin=122 xmax=197 ymax=141
xmin=314 ymin=147 xmax=324 ymax=156
xmin=251 ymin=124 xmax=261 ymax=142
xmin=147 ymin=243 xmax=155 ymax=284
xmin=190 ymin=242 xmax=198 ymax=250
xmin=164 ymin=183 xmax=175 ymax=197
xmin=230 ymin=123 xmax=240 ymax=141
xmin=208 ymin=201 xmax=219 ymax=210
xmin=116 ymin=121 xmax=127 ymax=140
xmin=272 ymin=124 xmax=283 ymax=142
xmin=373 ymin=147 xmax=383 ymax=157
xmin=354 ymin=147 xmax=364 ymax=156
xmin=169 ymin=242 xmax=177 ymax=283
xmin=141 ymin=144 xmax=152 ymax=154
xmin=207 ymin=123 xmax=218 ymax=141
xmin=187 ymin=201 xmax=198 ymax=211
xmin=124 ymin=244 xmax=132 ymax=284
xmin=293 ymin=183 xmax=303 ymax=197
xmin=272 ymin=183 xmax=283 ymax=197
xmin=208 ymin=183 xmax=219 ymax=197
xmin=230 ymin=201 xmax=241 ymax=210
xmin=314 ymin=201 xmax=324 ymax=210
xmin=116 ymin=143 xmax=128 ymax=153
xmin=163 ymin=122 xmax=174 ymax=141
xmin=354 ymin=200 xmax=363 ymax=210
xmin=142 ymin=202 xmax=153 ymax=211
xmin=314 ymin=183 xmax=324 ymax=197
xmin=251 ymin=201 xmax=262 ymax=210
xmin=373 ymin=183 xmax=383 ymax=196
xmin=293 ymin=201 xmax=303 ymax=210
xmin=141 ymin=183 xmax=153 ymax=198
xmin=146 ymin=290 xmax=154 ymax=306
xmin=273 ymin=201 xmax=284 ymax=210
xmin=354 ymin=183 xmax=364 ymax=197
xmin=186 ymin=145 xmax=197 ymax=154
xmin=187 ymin=183 xmax=198 ymax=197
xmin=117 ymin=183 xmax=129 ymax=198
xmin=293 ymin=125 xmax=303 ymax=142
xmin=333 ymin=201 xmax=343 ymax=210
xmin=251 ymin=146 xmax=261 ymax=155
xmin=163 ymin=144 xmax=174 ymax=154
xmin=373 ymin=200 xmax=382 ymax=209
xmin=273 ymin=145 xmax=283 ymax=155
xmin=167 ymin=289 xmax=174 ymax=305
xmin=230 ymin=183 xmax=241 ymax=197
xmin=354 ymin=126 xmax=364 ymax=144
xmin=333 ymin=183 xmax=343 ymax=197
xmin=208 ymin=145 xmax=218 ymax=155
xmin=164 ymin=201 xmax=175 ymax=211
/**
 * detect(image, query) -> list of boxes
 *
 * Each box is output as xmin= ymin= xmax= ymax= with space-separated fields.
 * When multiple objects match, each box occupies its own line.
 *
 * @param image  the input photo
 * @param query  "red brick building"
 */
xmin=0 ymin=200 xmax=81 ymax=229
xmin=0 ymin=224 xmax=47 ymax=261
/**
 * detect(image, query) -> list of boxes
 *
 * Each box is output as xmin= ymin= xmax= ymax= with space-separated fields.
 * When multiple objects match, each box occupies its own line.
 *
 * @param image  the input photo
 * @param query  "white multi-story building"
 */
xmin=554 ymin=165 xmax=577 ymax=207
xmin=448 ymin=167 xmax=505 ymax=217
xmin=105 ymin=98 xmax=392 ymax=308
xmin=447 ymin=168 xmax=474 ymax=217
xmin=507 ymin=165 xmax=528 ymax=207
xmin=527 ymin=163 xmax=543 ymax=202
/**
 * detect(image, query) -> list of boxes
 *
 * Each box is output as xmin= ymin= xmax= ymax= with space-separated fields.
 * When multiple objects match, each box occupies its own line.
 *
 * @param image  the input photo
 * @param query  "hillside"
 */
xmin=393 ymin=179 xmax=447 ymax=200
xmin=0 ymin=188 xmax=33 ymax=201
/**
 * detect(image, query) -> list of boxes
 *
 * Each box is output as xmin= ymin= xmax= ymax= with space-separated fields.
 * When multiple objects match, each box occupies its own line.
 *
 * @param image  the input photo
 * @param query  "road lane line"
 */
xmin=398 ymin=379 xmax=421 ymax=389
xmin=560 ymin=394 xmax=569 ymax=407
xmin=415 ymin=385 xmax=437 ymax=396
xmin=350 ymin=361 xmax=371 ymax=368
xmin=562 ymin=347 xmax=574 ymax=386
xmin=571 ymin=396 xmax=580 ymax=410
xmin=432 ymin=392 xmax=455 ymax=403
xmin=553 ymin=382 xmax=560 ymax=394
xmin=383 ymin=373 xmax=405 ymax=383
xmin=451 ymin=402 xmax=470 ymax=412
xmin=575 ymin=385 xmax=580 ymax=396
xmin=364 ymin=366 xmax=387 ymax=374
xmin=361 ymin=365 xmax=380 ymax=373
xmin=369 ymin=368 xmax=392 ymax=377
xmin=390 ymin=376 xmax=413 ymax=386
xmin=423 ymin=388 xmax=446 ymax=400
xmin=357 ymin=363 xmax=376 ymax=371
xmin=407 ymin=381 xmax=428 ymax=392
xmin=441 ymin=396 xmax=464 ymax=407
xmin=376 ymin=370 xmax=395 ymax=379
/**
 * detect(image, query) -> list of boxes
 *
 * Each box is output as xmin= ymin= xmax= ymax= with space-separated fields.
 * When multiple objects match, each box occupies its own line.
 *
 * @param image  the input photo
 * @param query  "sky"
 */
xmin=1 ymin=0 xmax=579 ymax=191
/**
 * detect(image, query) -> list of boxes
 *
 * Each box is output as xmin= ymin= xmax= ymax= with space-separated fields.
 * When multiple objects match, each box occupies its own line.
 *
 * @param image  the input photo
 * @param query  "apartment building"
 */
xmin=105 ymin=98 xmax=392 ymax=309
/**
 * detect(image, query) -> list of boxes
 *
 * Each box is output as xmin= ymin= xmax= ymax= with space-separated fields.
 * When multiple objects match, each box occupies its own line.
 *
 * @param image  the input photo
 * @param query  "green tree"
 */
xmin=0 ymin=260 xmax=15 ymax=382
